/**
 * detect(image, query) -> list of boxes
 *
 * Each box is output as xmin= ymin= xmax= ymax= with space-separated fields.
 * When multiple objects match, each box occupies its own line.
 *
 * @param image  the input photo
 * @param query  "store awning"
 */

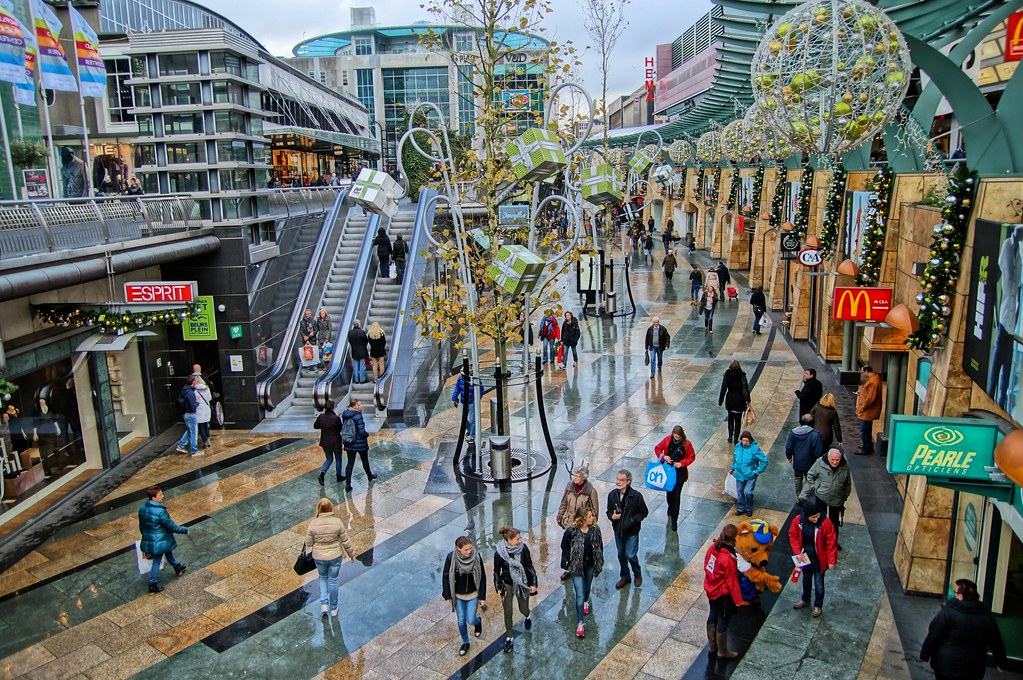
xmin=266 ymin=125 xmax=381 ymax=155
xmin=76 ymin=331 xmax=157 ymax=353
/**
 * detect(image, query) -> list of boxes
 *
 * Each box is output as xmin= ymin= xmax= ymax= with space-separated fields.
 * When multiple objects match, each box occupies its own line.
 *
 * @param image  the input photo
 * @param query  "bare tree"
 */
xmin=581 ymin=0 xmax=629 ymax=156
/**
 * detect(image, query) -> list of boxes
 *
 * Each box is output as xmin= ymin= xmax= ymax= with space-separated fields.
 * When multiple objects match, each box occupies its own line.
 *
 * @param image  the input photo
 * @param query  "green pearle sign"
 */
xmin=888 ymin=415 xmax=1002 ymax=481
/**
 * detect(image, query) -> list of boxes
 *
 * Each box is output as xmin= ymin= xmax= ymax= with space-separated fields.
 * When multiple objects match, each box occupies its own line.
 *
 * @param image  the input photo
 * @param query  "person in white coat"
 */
xmin=193 ymin=374 xmax=213 ymax=449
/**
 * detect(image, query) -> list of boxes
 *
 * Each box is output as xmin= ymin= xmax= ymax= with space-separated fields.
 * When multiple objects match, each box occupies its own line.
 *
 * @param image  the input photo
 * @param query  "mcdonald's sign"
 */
xmin=832 ymin=287 xmax=893 ymax=321
xmin=1008 ymin=11 xmax=1023 ymax=62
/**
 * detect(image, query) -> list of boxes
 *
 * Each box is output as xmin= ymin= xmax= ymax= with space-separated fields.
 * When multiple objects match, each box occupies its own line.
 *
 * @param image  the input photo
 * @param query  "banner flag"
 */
xmin=0 ymin=0 xmax=26 ymax=85
xmin=68 ymin=5 xmax=104 ymax=97
xmin=14 ymin=17 xmax=36 ymax=106
xmin=31 ymin=0 xmax=77 ymax=92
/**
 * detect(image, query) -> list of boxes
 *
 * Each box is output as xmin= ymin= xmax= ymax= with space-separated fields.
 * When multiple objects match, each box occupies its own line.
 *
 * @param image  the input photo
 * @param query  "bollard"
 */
xmin=489 ymin=436 xmax=512 ymax=482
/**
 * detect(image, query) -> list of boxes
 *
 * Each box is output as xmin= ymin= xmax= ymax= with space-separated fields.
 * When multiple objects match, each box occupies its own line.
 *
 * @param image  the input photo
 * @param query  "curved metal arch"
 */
xmin=528 ymin=194 xmax=583 ymax=266
xmin=542 ymin=82 xmax=596 ymax=157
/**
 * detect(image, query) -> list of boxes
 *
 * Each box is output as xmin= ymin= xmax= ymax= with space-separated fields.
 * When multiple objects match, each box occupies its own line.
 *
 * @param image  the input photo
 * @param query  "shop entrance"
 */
xmin=998 ymin=528 xmax=1023 ymax=660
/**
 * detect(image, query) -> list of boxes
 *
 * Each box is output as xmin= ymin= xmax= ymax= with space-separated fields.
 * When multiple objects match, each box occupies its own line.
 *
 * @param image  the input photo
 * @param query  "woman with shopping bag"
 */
xmin=137 ymin=485 xmax=189 ymax=593
xmin=653 ymin=425 xmax=696 ymax=531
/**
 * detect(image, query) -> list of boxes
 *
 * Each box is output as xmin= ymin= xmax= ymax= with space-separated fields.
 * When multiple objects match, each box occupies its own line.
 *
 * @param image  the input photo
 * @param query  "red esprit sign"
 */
xmin=832 ymin=287 xmax=893 ymax=321
xmin=644 ymin=57 xmax=655 ymax=101
xmin=124 ymin=281 xmax=198 ymax=303
xmin=1007 ymin=11 xmax=1023 ymax=61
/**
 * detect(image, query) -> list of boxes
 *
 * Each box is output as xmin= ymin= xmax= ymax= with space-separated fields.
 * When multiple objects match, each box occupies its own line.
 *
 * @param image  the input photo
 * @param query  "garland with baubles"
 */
xmin=709 ymin=166 xmax=722 ymax=206
xmin=694 ymin=162 xmax=705 ymax=203
xmin=855 ymin=166 xmax=894 ymax=286
xmin=769 ymin=169 xmax=786 ymax=227
xmin=37 ymin=303 xmax=201 ymax=335
xmin=792 ymin=166 xmax=813 ymax=239
xmin=818 ymin=165 xmax=848 ymax=259
xmin=727 ymin=167 xmax=740 ymax=211
xmin=0 ymin=378 xmax=18 ymax=401
xmin=672 ymin=164 xmax=688 ymax=200
xmin=749 ymin=164 xmax=765 ymax=215
xmin=906 ymin=165 xmax=978 ymax=352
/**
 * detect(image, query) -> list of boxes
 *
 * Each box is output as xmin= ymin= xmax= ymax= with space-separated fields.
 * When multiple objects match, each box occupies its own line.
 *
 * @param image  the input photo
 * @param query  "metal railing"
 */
xmin=262 ymin=187 xmax=342 ymax=220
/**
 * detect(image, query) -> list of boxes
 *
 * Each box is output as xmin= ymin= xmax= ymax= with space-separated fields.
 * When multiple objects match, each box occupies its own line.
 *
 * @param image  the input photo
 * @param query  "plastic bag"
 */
xmin=644 ymin=461 xmax=677 ymax=492
xmin=744 ymin=406 xmax=757 ymax=427
xmin=760 ymin=314 xmax=772 ymax=329
xmin=135 ymin=541 xmax=163 ymax=575
xmin=723 ymin=473 xmax=738 ymax=499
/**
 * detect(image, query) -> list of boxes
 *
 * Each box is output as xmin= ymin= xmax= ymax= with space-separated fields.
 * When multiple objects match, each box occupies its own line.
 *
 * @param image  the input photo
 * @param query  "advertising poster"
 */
xmin=502 ymin=89 xmax=531 ymax=112
xmin=845 ymin=190 xmax=875 ymax=265
xmin=22 ymin=169 xmax=49 ymax=198
xmin=182 ymin=296 xmax=218 ymax=341
xmin=739 ymin=176 xmax=754 ymax=212
xmin=785 ymin=181 xmax=801 ymax=223
xmin=963 ymin=219 xmax=1023 ymax=422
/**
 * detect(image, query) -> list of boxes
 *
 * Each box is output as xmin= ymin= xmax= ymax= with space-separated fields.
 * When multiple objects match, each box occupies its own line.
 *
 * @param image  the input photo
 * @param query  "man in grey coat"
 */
xmin=799 ymin=448 xmax=852 ymax=544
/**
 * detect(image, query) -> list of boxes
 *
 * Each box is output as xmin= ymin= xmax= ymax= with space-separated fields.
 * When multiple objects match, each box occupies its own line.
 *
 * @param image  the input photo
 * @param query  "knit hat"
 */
xmin=802 ymin=498 xmax=821 ymax=516
xmin=739 ymin=430 xmax=754 ymax=442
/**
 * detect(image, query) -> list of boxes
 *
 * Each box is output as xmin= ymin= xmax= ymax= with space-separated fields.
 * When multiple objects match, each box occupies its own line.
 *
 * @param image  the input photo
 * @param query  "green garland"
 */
xmin=818 ymin=165 xmax=848 ymax=259
xmin=671 ymin=164 xmax=688 ymax=200
xmin=694 ymin=162 xmax=705 ymax=202
xmin=749 ymin=164 xmax=765 ymax=215
xmin=769 ymin=169 xmax=786 ymax=227
xmin=0 ymin=377 xmax=18 ymax=399
xmin=37 ymin=303 xmax=202 ymax=336
xmin=855 ymin=166 xmax=894 ymax=286
xmin=727 ymin=167 xmax=740 ymax=211
xmin=907 ymin=165 xmax=979 ymax=352
xmin=792 ymin=166 xmax=814 ymax=239
xmin=709 ymin=166 xmax=722 ymax=206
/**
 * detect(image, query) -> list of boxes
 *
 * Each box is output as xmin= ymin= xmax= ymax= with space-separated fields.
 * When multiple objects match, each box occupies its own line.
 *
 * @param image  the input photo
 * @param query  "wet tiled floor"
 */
xmin=0 ymin=252 xmax=991 ymax=680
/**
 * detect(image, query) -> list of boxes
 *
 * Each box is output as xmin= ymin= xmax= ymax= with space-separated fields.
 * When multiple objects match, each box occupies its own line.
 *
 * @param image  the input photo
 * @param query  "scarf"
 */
xmin=448 ymin=548 xmax=482 ymax=607
xmin=497 ymin=541 xmax=529 ymax=596
xmin=801 ymin=516 xmax=820 ymax=570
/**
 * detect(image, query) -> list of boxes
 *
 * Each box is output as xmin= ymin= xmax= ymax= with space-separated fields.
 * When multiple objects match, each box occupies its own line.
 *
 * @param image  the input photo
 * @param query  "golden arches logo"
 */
xmin=923 ymin=426 xmax=965 ymax=448
xmin=836 ymin=289 xmax=873 ymax=320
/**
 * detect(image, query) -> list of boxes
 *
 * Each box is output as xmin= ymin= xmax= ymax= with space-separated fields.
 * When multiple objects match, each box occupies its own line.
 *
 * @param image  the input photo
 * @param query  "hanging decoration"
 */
xmin=694 ymin=161 xmax=705 ymax=202
xmin=0 ymin=377 xmax=18 ymax=401
xmin=769 ymin=170 xmax=786 ymax=226
xmin=672 ymin=165 xmax=688 ymax=200
xmin=710 ymin=166 xmax=722 ymax=206
xmin=745 ymin=105 xmax=796 ymax=162
xmin=721 ymin=119 xmax=746 ymax=163
xmin=792 ymin=166 xmax=814 ymax=239
xmin=818 ymin=165 xmax=848 ymax=258
xmin=749 ymin=164 xmax=766 ymax=215
xmin=750 ymin=0 xmax=911 ymax=157
xmin=36 ymin=303 xmax=201 ymax=335
xmin=697 ymin=131 xmax=723 ymax=164
xmin=727 ymin=167 xmax=740 ymax=210
xmin=855 ymin=166 xmax=894 ymax=286
xmin=906 ymin=166 xmax=978 ymax=353
xmin=667 ymin=139 xmax=692 ymax=165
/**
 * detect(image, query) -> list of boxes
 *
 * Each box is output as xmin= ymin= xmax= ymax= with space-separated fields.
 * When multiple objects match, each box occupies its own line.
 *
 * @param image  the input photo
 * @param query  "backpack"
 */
xmin=341 ymin=414 xmax=357 ymax=445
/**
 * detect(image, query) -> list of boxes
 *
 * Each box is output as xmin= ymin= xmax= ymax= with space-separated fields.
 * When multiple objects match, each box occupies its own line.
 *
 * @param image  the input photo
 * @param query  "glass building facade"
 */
xmin=101 ymin=0 xmax=263 ymax=47
xmin=382 ymin=67 xmax=450 ymax=151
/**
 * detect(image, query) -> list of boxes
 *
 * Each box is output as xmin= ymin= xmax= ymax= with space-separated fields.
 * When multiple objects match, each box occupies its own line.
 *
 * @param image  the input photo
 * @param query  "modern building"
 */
xmin=653 ymin=7 xmax=724 ymax=121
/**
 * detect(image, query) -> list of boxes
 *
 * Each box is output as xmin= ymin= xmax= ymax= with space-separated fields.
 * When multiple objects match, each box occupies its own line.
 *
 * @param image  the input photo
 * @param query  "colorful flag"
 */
xmin=14 ymin=17 xmax=37 ymax=106
xmin=31 ymin=0 xmax=76 ymax=92
xmin=68 ymin=5 xmax=104 ymax=97
xmin=0 ymin=0 xmax=27 ymax=85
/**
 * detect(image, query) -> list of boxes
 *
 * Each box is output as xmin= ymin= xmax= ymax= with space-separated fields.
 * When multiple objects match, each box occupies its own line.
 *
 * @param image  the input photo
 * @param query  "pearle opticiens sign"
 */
xmin=888 ymin=416 xmax=1002 ymax=481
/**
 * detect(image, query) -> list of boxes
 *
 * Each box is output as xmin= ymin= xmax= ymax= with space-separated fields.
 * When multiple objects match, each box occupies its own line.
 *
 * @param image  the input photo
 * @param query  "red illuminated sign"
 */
xmin=644 ymin=57 xmax=655 ymax=101
xmin=1007 ymin=11 xmax=1023 ymax=62
xmin=832 ymin=287 xmax=893 ymax=321
xmin=124 ymin=281 xmax=198 ymax=304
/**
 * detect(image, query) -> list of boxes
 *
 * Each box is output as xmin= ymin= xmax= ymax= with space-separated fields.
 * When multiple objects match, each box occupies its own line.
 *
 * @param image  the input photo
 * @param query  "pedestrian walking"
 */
xmin=703 ymin=524 xmax=743 ymax=660
xmin=367 ymin=322 xmax=387 ymax=384
xmin=299 ymin=308 xmax=316 ymax=345
xmin=719 ymin=361 xmax=750 ymax=443
xmin=348 ymin=319 xmax=370 ymax=384
xmin=654 ymin=425 xmax=696 ymax=531
xmin=689 ymin=265 xmax=704 ymax=304
xmin=174 ymin=375 xmax=201 ymax=457
xmin=794 ymin=368 xmax=823 ymax=418
xmin=341 ymin=399 xmax=377 ymax=492
xmin=494 ymin=526 xmax=538 ymax=653
xmin=730 ymin=431 xmax=768 ymax=517
xmin=662 ymin=249 xmax=678 ymax=282
xmin=750 ymin=287 xmax=767 ymax=334
xmin=443 ymin=536 xmax=487 ymax=657
xmin=452 ymin=369 xmax=478 ymax=444
xmin=193 ymin=374 xmax=213 ymax=449
xmin=799 ymin=448 xmax=852 ymax=545
xmin=686 ymin=231 xmax=695 ymax=255
xmin=314 ymin=400 xmax=344 ymax=485
xmin=786 ymin=414 xmax=823 ymax=498
xmin=561 ymin=509 xmax=604 ymax=638
xmin=788 ymin=499 xmax=838 ymax=618
xmin=560 ymin=311 xmax=581 ymax=369
xmin=607 ymin=469 xmax=649 ymax=589
xmin=306 ymin=498 xmax=356 ymax=618
xmin=138 ymin=485 xmax=188 ymax=593
xmin=705 ymin=268 xmax=721 ymax=294
xmin=716 ymin=261 xmax=731 ymax=290
xmin=921 ymin=579 xmax=1007 ymax=680
xmin=538 ymin=309 xmax=560 ymax=366
xmin=811 ymin=393 xmax=843 ymax=452
xmin=661 ymin=222 xmax=672 ymax=252
xmin=315 ymin=309 xmax=332 ymax=368
xmin=373 ymin=227 xmax=392 ymax=278
xmin=644 ymin=317 xmax=671 ymax=378
xmin=557 ymin=462 xmax=599 ymax=581
xmin=643 ymin=232 xmax=654 ymax=265
xmin=699 ymin=285 xmax=719 ymax=333
xmin=391 ymin=233 xmax=408 ymax=281
xmin=854 ymin=366 xmax=882 ymax=455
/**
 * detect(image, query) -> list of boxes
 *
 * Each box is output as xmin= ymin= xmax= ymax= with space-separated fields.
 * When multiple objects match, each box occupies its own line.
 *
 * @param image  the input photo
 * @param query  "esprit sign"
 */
xmin=124 ymin=281 xmax=197 ymax=304
xmin=888 ymin=416 xmax=1002 ymax=482
xmin=797 ymin=247 xmax=823 ymax=267
xmin=832 ymin=286 xmax=892 ymax=321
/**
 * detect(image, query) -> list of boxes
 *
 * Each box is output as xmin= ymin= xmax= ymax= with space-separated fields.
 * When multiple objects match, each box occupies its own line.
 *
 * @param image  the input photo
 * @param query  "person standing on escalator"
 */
xmin=348 ymin=320 xmax=370 ymax=384
xmin=391 ymin=233 xmax=408 ymax=282
xmin=373 ymin=227 xmax=392 ymax=279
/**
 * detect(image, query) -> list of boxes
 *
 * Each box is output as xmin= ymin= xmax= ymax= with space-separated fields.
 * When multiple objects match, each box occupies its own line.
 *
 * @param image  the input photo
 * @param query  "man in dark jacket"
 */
xmin=785 ymin=414 xmax=823 ymax=497
xmin=341 ymin=400 xmax=376 ymax=492
xmin=138 ymin=485 xmax=188 ymax=593
xmin=607 ymin=469 xmax=649 ymax=589
xmin=921 ymin=579 xmax=1006 ymax=680
xmin=795 ymin=368 xmax=824 ymax=417
xmin=716 ymin=261 xmax=731 ymax=290
xmin=644 ymin=317 xmax=671 ymax=379
xmin=174 ymin=376 xmax=201 ymax=456
xmin=373 ymin=228 xmax=392 ymax=278
xmin=299 ymin=308 xmax=316 ymax=345
xmin=348 ymin=319 xmax=370 ymax=383
xmin=391 ymin=233 xmax=409 ymax=281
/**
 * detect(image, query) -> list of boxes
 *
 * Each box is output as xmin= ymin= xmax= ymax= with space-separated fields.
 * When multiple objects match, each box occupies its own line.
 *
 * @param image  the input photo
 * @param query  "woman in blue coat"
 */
xmin=729 ymin=430 xmax=768 ymax=517
xmin=138 ymin=485 xmax=189 ymax=593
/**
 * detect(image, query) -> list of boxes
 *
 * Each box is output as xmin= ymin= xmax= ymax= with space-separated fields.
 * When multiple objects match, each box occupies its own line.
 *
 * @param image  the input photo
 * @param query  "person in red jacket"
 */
xmin=788 ymin=499 xmax=838 ymax=618
xmin=538 ymin=310 xmax=560 ymax=366
xmin=704 ymin=524 xmax=743 ymax=660
xmin=654 ymin=425 xmax=696 ymax=531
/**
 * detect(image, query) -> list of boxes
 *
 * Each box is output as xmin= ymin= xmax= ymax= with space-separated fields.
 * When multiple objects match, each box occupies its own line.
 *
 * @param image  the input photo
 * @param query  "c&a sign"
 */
xmin=888 ymin=416 xmax=1002 ymax=482
xmin=832 ymin=286 xmax=892 ymax=321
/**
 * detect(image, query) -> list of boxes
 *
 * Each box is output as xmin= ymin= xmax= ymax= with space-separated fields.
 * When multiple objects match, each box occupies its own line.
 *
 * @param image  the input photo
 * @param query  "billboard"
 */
xmin=832 ymin=287 xmax=893 ymax=321
xmin=963 ymin=219 xmax=1023 ymax=422
xmin=845 ymin=190 xmax=875 ymax=265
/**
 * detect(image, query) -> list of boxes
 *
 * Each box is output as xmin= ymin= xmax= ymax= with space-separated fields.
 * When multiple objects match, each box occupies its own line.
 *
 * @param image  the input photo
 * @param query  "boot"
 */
xmin=148 ymin=582 xmax=163 ymax=594
xmin=706 ymin=624 xmax=717 ymax=656
xmin=716 ymin=632 xmax=738 ymax=660
xmin=317 ymin=472 xmax=325 ymax=486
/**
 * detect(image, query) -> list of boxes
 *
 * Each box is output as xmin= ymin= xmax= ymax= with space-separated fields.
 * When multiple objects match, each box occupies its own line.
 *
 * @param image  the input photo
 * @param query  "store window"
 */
xmin=948 ymin=493 xmax=987 ymax=598
xmin=164 ymin=113 xmax=203 ymax=135
xmin=105 ymin=58 xmax=135 ymax=124
xmin=140 ymin=173 xmax=159 ymax=194
xmin=134 ymin=144 xmax=156 ymax=168
xmin=166 ymin=143 xmax=206 ymax=164
xmin=914 ymin=359 xmax=932 ymax=416
xmin=158 ymin=53 xmax=199 ymax=77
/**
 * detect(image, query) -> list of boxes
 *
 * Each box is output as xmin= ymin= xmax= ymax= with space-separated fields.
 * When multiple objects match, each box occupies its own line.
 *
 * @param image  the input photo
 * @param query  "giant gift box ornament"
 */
xmin=350 ymin=168 xmax=400 ymax=216
xmin=650 ymin=164 xmax=675 ymax=188
xmin=487 ymin=245 xmax=545 ymax=296
xmin=628 ymin=147 xmax=658 ymax=176
xmin=581 ymin=164 xmax=621 ymax=205
xmin=506 ymin=128 xmax=566 ymax=182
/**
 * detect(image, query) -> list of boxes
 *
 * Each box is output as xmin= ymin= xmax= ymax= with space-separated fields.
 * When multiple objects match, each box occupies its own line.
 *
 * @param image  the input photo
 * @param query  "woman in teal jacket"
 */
xmin=138 ymin=485 xmax=189 ymax=593
xmin=729 ymin=430 xmax=768 ymax=517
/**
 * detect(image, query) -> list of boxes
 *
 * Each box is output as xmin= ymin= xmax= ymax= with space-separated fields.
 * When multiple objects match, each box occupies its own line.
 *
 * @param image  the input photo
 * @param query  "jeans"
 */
xmin=563 ymin=343 xmax=578 ymax=367
xmin=198 ymin=421 xmax=210 ymax=445
xmin=320 ymin=448 xmax=343 ymax=476
xmin=990 ymin=324 xmax=1014 ymax=407
xmin=177 ymin=413 xmax=198 ymax=453
xmin=466 ymin=405 xmax=476 ymax=440
xmin=454 ymin=596 xmax=481 ymax=645
xmin=394 ymin=257 xmax=406 ymax=282
xmin=704 ymin=307 xmax=715 ymax=331
xmin=501 ymin=587 xmax=530 ymax=636
xmin=352 ymin=357 xmax=366 ymax=383
xmin=344 ymin=449 xmax=373 ymax=483
xmin=753 ymin=308 xmax=764 ymax=332
xmin=707 ymin=594 xmax=736 ymax=632
xmin=859 ymin=419 xmax=874 ymax=454
xmin=542 ymin=338 xmax=556 ymax=364
xmin=649 ymin=347 xmax=663 ymax=376
xmin=316 ymin=556 xmax=342 ymax=610
xmin=615 ymin=532 xmax=641 ymax=580
xmin=691 ymin=283 xmax=702 ymax=301
xmin=571 ymin=568 xmax=594 ymax=623
xmin=735 ymin=476 xmax=757 ymax=513
xmin=148 ymin=550 xmax=180 ymax=585
xmin=800 ymin=568 xmax=825 ymax=608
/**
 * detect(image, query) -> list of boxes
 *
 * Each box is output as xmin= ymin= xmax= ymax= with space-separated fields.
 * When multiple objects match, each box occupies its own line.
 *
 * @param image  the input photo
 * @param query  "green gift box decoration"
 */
xmin=350 ymin=168 xmax=401 ymax=217
xmin=650 ymin=164 xmax=675 ymax=187
xmin=581 ymin=164 xmax=621 ymax=205
xmin=506 ymin=128 xmax=566 ymax=182
xmin=628 ymin=147 xmax=657 ymax=176
xmin=468 ymin=228 xmax=490 ymax=250
xmin=486 ymin=245 xmax=546 ymax=296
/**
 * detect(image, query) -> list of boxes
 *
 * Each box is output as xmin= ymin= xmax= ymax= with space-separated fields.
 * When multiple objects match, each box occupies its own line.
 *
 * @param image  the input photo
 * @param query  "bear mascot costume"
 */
xmin=735 ymin=518 xmax=782 ymax=604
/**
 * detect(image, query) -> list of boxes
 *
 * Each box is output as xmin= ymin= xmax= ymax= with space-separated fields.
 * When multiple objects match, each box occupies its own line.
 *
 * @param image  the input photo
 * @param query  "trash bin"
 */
xmin=489 ymin=436 xmax=512 ymax=481
xmin=605 ymin=291 xmax=617 ymax=314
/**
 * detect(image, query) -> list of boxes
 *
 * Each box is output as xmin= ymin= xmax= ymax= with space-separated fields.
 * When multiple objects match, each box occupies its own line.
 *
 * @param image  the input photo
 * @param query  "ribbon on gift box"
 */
xmin=629 ymin=149 xmax=656 ymax=175
xmin=487 ymin=246 xmax=545 ymax=295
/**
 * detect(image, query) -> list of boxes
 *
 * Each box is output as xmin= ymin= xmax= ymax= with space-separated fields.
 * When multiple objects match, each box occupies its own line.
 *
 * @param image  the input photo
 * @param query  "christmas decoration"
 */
xmin=855 ymin=166 xmax=894 ymax=286
xmin=0 ymin=377 xmax=18 ymax=401
xmin=818 ymin=165 xmax=848 ymax=258
xmin=906 ymin=165 xmax=979 ymax=352
xmin=750 ymin=164 xmax=766 ymax=215
xmin=792 ymin=166 xmax=814 ymax=239
xmin=727 ymin=168 xmax=740 ymax=210
xmin=694 ymin=162 xmax=706 ymax=202
xmin=697 ymin=131 xmax=723 ymax=164
xmin=745 ymin=106 xmax=795 ymax=161
xmin=668 ymin=139 xmax=693 ymax=165
xmin=721 ymin=119 xmax=746 ymax=163
xmin=750 ymin=0 xmax=911 ymax=156
xmin=710 ymin=166 xmax=723 ymax=206
xmin=37 ymin=303 xmax=201 ymax=336
xmin=769 ymin=171 xmax=786 ymax=227
xmin=606 ymin=148 xmax=627 ymax=166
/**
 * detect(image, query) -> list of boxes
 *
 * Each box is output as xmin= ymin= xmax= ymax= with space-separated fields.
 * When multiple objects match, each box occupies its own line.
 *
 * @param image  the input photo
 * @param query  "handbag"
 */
xmin=723 ymin=473 xmax=738 ymax=500
xmin=643 ymin=461 xmax=677 ymax=492
xmin=293 ymin=543 xmax=316 ymax=575
xmin=644 ymin=350 xmax=650 ymax=366
xmin=744 ymin=406 xmax=757 ymax=427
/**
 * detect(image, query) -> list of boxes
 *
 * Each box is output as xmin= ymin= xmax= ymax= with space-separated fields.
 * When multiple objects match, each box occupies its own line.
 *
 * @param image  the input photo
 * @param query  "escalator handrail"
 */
xmin=313 ymin=211 xmax=382 ymax=410
xmin=373 ymin=188 xmax=438 ymax=411
xmin=256 ymin=190 xmax=346 ymax=411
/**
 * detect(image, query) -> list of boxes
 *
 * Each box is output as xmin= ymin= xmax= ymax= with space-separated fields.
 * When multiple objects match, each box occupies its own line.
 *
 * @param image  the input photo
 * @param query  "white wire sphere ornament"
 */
xmin=642 ymin=143 xmax=662 ymax=161
xmin=750 ymin=0 xmax=911 ymax=156
xmin=744 ymin=105 xmax=795 ymax=161
xmin=697 ymin=131 xmax=723 ymax=163
xmin=605 ymin=148 xmax=627 ymax=166
xmin=668 ymin=139 xmax=692 ymax=164
xmin=720 ymin=119 xmax=748 ymax=162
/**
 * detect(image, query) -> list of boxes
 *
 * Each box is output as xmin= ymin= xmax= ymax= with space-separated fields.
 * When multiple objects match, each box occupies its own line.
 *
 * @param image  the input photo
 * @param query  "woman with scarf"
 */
xmin=442 ymin=536 xmax=487 ymax=656
xmin=494 ymin=527 xmax=538 ymax=653
xmin=788 ymin=499 xmax=838 ymax=619
xmin=560 ymin=509 xmax=604 ymax=639
xmin=703 ymin=524 xmax=744 ymax=660
xmin=654 ymin=425 xmax=696 ymax=531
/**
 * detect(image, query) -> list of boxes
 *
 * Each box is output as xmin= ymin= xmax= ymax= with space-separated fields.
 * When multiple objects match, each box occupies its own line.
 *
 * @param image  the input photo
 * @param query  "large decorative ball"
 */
xmin=606 ymin=148 xmax=627 ymax=166
xmin=750 ymin=0 xmax=911 ymax=156
xmin=721 ymin=119 xmax=747 ymax=161
xmin=744 ymin=106 xmax=794 ymax=160
xmin=667 ymin=139 xmax=693 ymax=164
xmin=697 ymin=131 xmax=723 ymax=164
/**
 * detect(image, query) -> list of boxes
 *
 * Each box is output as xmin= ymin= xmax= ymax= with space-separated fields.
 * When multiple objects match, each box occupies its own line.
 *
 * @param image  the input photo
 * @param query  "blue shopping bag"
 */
xmin=644 ymin=461 xmax=677 ymax=492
